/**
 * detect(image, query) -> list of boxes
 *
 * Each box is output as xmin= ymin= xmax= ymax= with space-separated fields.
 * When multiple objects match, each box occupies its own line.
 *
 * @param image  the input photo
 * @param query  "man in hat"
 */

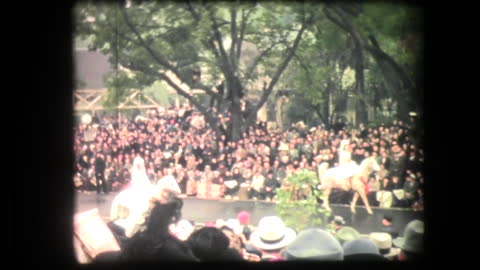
xmin=369 ymin=232 xmax=400 ymax=260
xmin=249 ymin=216 xmax=297 ymax=261
xmin=380 ymin=215 xmax=399 ymax=239
xmin=393 ymin=219 xmax=424 ymax=261
xmin=94 ymin=152 xmax=109 ymax=195
xmin=283 ymin=228 xmax=343 ymax=261
xmin=329 ymin=215 xmax=346 ymax=235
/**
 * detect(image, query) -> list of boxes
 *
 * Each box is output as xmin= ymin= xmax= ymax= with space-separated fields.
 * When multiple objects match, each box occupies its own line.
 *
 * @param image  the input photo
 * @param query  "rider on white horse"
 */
xmin=336 ymin=139 xmax=360 ymax=181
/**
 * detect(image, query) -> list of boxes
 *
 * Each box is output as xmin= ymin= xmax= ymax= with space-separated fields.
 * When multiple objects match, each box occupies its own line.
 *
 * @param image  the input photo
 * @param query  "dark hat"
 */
xmin=393 ymin=220 xmax=423 ymax=253
xmin=284 ymin=228 xmax=343 ymax=261
xmin=343 ymin=238 xmax=387 ymax=262
xmin=383 ymin=215 xmax=393 ymax=223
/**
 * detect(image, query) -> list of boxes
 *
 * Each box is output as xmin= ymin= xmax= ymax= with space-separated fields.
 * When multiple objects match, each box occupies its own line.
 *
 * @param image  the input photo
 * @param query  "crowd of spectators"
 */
xmin=77 ymin=187 xmax=424 ymax=263
xmin=73 ymin=103 xmax=424 ymax=210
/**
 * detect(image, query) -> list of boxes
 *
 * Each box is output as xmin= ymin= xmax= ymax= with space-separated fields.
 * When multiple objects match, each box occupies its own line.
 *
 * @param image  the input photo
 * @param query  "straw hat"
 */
xmin=369 ymin=232 xmax=400 ymax=258
xmin=249 ymin=216 xmax=296 ymax=251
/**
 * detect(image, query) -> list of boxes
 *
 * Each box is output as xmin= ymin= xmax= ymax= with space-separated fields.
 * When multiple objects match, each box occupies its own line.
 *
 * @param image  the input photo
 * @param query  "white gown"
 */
xmin=110 ymin=156 xmax=153 ymax=237
xmin=337 ymin=140 xmax=359 ymax=179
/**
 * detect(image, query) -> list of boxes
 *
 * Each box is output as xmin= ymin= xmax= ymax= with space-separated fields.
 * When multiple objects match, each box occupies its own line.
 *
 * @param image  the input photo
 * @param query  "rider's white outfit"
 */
xmin=336 ymin=140 xmax=360 ymax=179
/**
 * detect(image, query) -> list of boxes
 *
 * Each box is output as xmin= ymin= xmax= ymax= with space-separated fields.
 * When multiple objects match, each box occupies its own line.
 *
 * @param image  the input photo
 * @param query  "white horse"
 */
xmin=318 ymin=156 xmax=380 ymax=214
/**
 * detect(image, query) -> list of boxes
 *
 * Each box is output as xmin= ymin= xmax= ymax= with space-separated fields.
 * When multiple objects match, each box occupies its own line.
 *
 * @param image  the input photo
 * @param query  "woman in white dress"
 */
xmin=337 ymin=140 xmax=360 ymax=179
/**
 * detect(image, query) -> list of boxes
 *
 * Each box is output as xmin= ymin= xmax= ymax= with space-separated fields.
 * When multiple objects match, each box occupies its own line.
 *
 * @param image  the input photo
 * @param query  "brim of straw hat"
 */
xmin=249 ymin=228 xmax=296 ymax=251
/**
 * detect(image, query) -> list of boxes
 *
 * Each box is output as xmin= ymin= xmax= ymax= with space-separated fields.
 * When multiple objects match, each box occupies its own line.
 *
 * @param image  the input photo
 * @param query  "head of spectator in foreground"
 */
xmin=393 ymin=219 xmax=424 ymax=261
xmin=120 ymin=191 xmax=198 ymax=262
xmin=221 ymin=226 xmax=244 ymax=255
xmin=335 ymin=226 xmax=361 ymax=245
xmin=283 ymin=228 xmax=343 ymax=261
xmin=249 ymin=216 xmax=296 ymax=257
xmin=187 ymin=226 xmax=243 ymax=261
xmin=342 ymin=238 xmax=387 ymax=261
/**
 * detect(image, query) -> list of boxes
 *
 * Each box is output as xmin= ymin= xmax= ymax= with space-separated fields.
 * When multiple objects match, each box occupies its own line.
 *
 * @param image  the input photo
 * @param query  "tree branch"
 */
xmin=246 ymin=21 xmax=308 ymax=124
xmin=244 ymin=41 xmax=281 ymax=82
xmin=120 ymin=6 xmax=220 ymax=99
xmin=207 ymin=7 xmax=234 ymax=78
xmin=365 ymin=35 xmax=415 ymax=90
xmin=230 ymin=7 xmax=238 ymax=72
xmin=236 ymin=7 xmax=254 ymax=62
xmin=185 ymin=1 xmax=200 ymax=21
xmin=122 ymin=61 xmax=224 ymax=139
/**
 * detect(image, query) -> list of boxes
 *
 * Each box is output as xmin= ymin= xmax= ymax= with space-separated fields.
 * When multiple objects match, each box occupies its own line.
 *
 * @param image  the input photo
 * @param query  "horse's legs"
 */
xmin=350 ymin=192 xmax=359 ymax=214
xmin=322 ymin=188 xmax=331 ymax=211
xmin=358 ymin=189 xmax=373 ymax=215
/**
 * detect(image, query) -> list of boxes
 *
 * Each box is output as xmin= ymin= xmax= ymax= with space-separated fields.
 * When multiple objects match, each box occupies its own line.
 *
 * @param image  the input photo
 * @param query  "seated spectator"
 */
xmin=393 ymin=219 xmax=424 ymax=261
xmin=263 ymin=171 xmax=279 ymax=201
xmin=283 ymin=228 xmax=343 ymax=261
xmin=342 ymin=238 xmax=387 ymax=261
xmin=369 ymin=232 xmax=400 ymax=261
xmin=187 ymin=227 xmax=243 ymax=261
xmin=403 ymin=174 xmax=419 ymax=208
xmin=249 ymin=170 xmax=265 ymax=200
xmin=377 ymin=177 xmax=394 ymax=208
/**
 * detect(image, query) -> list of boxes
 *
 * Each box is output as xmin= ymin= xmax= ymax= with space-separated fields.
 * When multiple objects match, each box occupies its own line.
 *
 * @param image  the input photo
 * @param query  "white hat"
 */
xmin=81 ymin=114 xmax=92 ymax=125
xmin=249 ymin=216 xmax=296 ymax=251
xmin=369 ymin=232 xmax=399 ymax=258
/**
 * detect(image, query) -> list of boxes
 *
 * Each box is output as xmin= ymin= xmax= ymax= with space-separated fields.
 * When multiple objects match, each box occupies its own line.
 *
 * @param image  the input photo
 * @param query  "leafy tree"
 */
xmin=74 ymin=1 xmax=316 ymax=141
xmin=275 ymin=169 xmax=331 ymax=232
xmin=323 ymin=3 xmax=422 ymax=122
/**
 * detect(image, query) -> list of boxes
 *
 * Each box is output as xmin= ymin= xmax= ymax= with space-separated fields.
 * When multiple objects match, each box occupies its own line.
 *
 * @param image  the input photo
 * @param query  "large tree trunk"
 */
xmin=324 ymin=5 xmax=368 ymax=126
xmin=229 ymin=96 xmax=245 ymax=142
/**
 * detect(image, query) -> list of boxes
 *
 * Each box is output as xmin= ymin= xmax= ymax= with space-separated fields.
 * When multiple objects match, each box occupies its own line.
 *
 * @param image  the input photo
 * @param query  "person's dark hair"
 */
xmin=120 ymin=197 xmax=197 ymax=262
xmin=187 ymin=227 xmax=230 ymax=261
xmin=220 ymin=225 xmax=233 ymax=232
xmin=242 ymin=225 xmax=252 ymax=240
xmin=401 ymin=249 xmax=423 ymax=261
